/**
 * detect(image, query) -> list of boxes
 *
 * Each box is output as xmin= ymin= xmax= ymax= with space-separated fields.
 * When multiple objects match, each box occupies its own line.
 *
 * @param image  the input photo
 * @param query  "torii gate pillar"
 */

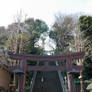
xmin=20 ymin=58 xmax=27 ymax=92
xmin=66 ymin=58 xmax=75 ymax=92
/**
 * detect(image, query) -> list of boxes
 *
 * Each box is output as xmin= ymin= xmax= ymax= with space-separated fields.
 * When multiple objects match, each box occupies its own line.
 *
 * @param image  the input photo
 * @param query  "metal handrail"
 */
xmin=56 ymin=61 xmax=67 ymax=92
xmin=30 ymin=62 xmax=39 ymax=92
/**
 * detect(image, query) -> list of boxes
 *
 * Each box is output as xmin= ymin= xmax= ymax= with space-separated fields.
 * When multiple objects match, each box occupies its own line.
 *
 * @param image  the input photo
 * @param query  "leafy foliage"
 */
xmin=24 ymin=18 xmax=48 ymax=54
xmin=79 ymin=16 xmax=92 ymax=57
xmin=79 ymin=15 xmax=92 ymax=80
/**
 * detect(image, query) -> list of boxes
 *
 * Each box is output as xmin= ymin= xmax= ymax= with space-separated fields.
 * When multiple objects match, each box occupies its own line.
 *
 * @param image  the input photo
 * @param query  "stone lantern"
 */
xmin=13 ymin=69 xmax=24 ymax=92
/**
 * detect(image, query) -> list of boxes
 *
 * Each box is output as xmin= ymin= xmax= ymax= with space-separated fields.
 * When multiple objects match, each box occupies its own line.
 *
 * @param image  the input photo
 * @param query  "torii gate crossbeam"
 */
xmin=8 ymin=51 xmax=84 ymax=92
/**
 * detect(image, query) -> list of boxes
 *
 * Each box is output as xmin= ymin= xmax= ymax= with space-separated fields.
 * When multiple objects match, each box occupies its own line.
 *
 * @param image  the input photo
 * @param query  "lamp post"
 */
xmin=67 ymin=69 xmax=80 ymax=92
xmin=13 ymin=69 xmax=24 ymax=92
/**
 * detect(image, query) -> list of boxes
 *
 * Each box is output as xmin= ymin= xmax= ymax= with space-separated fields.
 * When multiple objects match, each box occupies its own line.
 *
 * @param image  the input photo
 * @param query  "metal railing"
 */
xmin=56 ymin=61 xmax=67 ymax=92
xmin=30 ymin=62 xmax=39 ymax=92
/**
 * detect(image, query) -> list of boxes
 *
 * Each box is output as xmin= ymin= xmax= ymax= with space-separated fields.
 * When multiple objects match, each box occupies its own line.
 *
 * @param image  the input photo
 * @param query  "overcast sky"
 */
xmin=0 ymin=0 xmax=92 ymax=27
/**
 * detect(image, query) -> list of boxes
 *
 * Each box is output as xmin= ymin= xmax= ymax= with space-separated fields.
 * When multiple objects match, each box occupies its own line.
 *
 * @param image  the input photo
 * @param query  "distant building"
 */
xmin=0 ymin=49 xmax=11 ymax=92
xmin=0 ymin=64 xmax=10 ymax=92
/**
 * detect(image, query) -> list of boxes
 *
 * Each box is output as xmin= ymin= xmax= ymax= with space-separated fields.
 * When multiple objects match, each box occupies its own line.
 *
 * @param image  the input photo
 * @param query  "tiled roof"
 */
xmin=0 ymin=62 xmax=10 ymax=72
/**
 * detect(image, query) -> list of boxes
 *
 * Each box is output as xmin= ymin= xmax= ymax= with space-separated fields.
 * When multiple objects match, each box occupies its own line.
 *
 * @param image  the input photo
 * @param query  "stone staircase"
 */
xmin=32 ymin=71 xmax=63 ymax=92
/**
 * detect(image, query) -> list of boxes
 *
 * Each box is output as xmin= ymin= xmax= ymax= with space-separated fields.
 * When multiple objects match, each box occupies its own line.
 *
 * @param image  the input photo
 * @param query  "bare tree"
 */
xmin=50 ymin=14 xmax=75 ymax=54
xmin=50 ymin=14 xmax=85 ymax=92
xmin=8 ymin=11 xmax=27 ymax=53
xmin=71 ymin=17 xmax=85 ymax=92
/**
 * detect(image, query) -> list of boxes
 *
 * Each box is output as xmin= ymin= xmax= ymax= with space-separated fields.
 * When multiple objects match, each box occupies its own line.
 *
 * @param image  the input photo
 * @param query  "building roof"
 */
xmin=0 ymin=63 xmax=10 ymax=73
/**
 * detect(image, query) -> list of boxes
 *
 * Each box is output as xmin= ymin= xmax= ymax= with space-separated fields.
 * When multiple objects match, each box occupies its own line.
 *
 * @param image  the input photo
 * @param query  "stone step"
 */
xmin=32 ymin=71 xmax=63 ymax=92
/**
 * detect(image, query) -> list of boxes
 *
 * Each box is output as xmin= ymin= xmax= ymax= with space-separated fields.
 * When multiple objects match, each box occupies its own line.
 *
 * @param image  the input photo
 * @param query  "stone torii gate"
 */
xmin=8 ymin=51 xmax=84 ymax=92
